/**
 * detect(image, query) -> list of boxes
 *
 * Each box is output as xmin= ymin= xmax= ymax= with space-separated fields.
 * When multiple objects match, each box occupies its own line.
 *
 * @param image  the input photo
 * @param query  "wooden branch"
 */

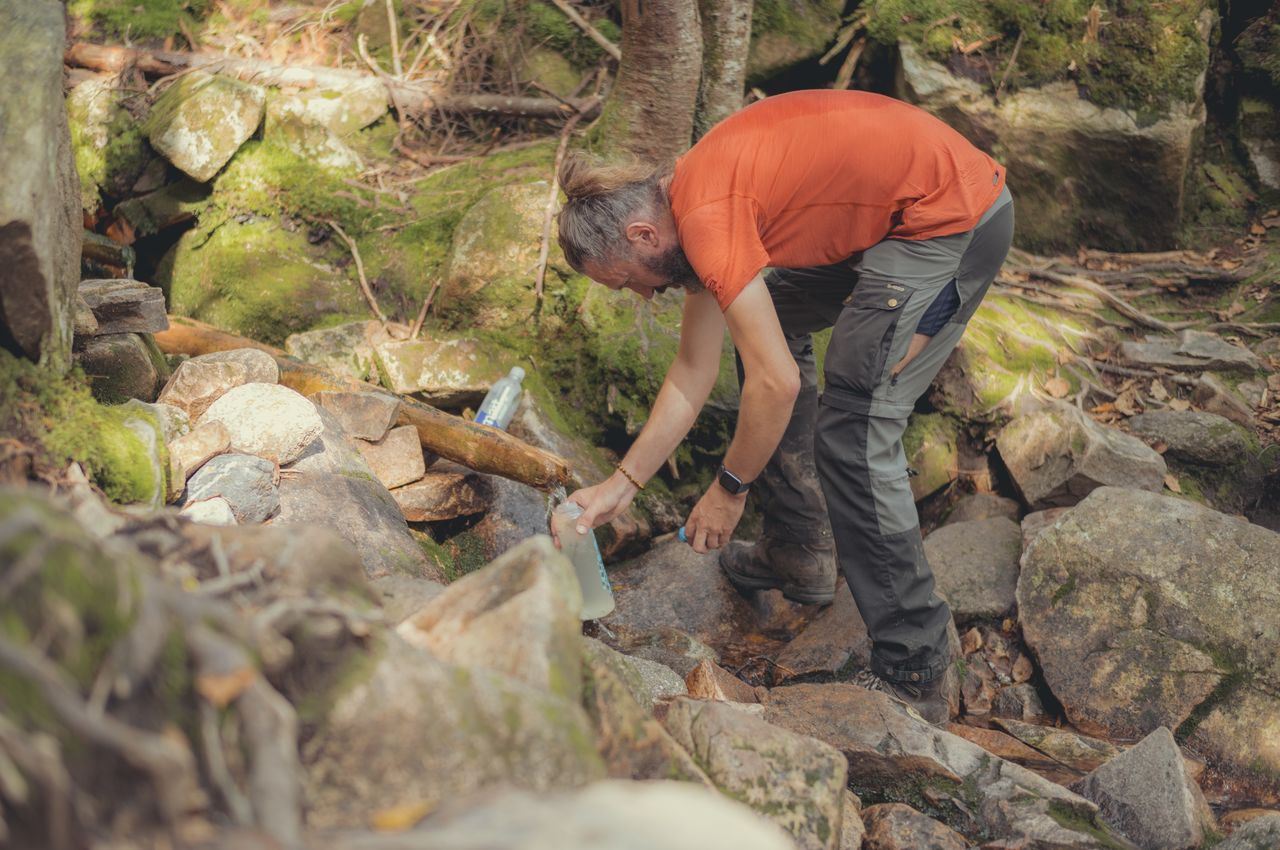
xmin=153 ymin=317 xmax=571 ymax=490
xmin=65 ymin=43 xmax=599 ymax=119
xmin=326 ymin=220 xmax=389 ymax=327
xmin=547 ymin=0 xmax=621 ymax=61
xmin=994 ymin=28 xmax=1024 ymax=103
xmin=410 ymin=279 xmax=444 ymax=339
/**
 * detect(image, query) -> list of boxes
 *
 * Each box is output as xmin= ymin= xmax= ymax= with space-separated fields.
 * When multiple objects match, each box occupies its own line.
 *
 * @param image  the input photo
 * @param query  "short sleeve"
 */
xmin=677 ymin=197 xmax=771 ymax=311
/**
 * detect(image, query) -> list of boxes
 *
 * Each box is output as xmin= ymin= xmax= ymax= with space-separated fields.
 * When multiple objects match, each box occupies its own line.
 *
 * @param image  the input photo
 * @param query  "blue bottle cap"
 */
xmin=677 ymin=527 xmax=687 ymax=544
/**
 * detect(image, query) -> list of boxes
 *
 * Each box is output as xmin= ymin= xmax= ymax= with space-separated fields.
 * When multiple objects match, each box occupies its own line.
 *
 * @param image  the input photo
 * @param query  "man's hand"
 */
xmin=553 ymin=472 xmax=638 ymax=547
xmin=683 ymin=483 xmax=747 ymax=553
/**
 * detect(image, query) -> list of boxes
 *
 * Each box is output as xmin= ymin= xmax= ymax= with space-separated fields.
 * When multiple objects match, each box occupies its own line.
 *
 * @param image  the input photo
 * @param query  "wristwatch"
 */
xmin=717 ymin=465 xmax=751 ymax=496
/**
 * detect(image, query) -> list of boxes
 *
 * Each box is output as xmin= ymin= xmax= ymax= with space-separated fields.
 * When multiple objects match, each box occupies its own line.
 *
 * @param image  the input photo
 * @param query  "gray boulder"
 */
xmin=76 ymin=333 xmax=164 ymax=404
xmin=312 ymin=390 xmax=401 ymax=442
xmin=185 ymin=454 xmax=279 ymax=524
xmin=861 ymin=803 xmax=966 ymax=850
xmin=0 ymin=0 xmax=81 ymax=373
xmin=158 ymin=357 xmax=260 ymax=420
xmin=145 ymin=70 xmax=265 ymax=182
xmin=284 ymin=320 xmax=393 ymax=383
xmin=190 ymin=348 xmax=279 ymax=384
xmin=1126 ymin=409 xmax=1254 ymax=467
xmin=1070 ymin=727 xmax=1214 ymax=850
xmin=302 ymin=635 xmax=605 ymax=830
xmin=396 ymin=537 xmax=583 ymax=701
xmin=315 ymin=780 xmax=797 ymax=850
xmin=774 ymin=583 xmax=872 ymax=681
xmin=1018 ymin=487 xmax=1280 ymax=793
xmin=199 ymin=383 xmax=323 ymax=465
xmin=663 ymin=698 xmax=848 ymax=850
xmin=1121 ymin=330 xmax=1262 ymax=373
xmin=944 ymin=492 xmax=1020 ymax=525
xmin=77 ymin=279 xmax=168 ymax=336
xmin=583 ymin=637 xmax=687 ymax=712
xmin=1216 ymin=815 xmax=1280 ymax=850
xmin=923 ymin=516 xmax=1021 ymax=620
xmin=997 ymin=401 xmax=1166 ymax=509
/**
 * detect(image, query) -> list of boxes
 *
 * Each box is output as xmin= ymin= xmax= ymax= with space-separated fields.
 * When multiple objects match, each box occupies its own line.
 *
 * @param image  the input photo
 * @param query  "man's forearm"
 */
xmin=619 ymin=357 xmax=717 ymax=482
xmin=721 ymin=372 xmax=798 ymax=483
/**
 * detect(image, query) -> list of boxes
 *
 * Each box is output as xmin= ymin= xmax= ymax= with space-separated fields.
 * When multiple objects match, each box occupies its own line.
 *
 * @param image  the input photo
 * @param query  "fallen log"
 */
xmin=154 ymin=317 xmax=571 ymax=491
xmin=64 ymin=43 xmax=601 ymax=120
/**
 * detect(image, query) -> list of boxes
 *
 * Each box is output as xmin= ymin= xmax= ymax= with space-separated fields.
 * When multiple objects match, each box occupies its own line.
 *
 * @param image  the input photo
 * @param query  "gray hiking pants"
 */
xmin=739 ymin=187 xmax=1014 ymax=684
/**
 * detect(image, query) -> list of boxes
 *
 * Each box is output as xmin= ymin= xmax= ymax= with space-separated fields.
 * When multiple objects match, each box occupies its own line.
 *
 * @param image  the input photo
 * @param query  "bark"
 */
xmin=694 ymin=0 xmax=752 ymax=139
xmin=153 ymin=317 xmax=572 ymax=491
xmin=64 ymin=43 xmax=598 ymax=119
xmin=594 ymin=0 xmax=703 ymax=162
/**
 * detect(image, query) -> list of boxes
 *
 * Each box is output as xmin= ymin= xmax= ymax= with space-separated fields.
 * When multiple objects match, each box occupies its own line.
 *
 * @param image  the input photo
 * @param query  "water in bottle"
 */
xmin=551 ymin=501 xmax=616 ymax=620
xmin=474 ymin=366 xmax=526 ymax=430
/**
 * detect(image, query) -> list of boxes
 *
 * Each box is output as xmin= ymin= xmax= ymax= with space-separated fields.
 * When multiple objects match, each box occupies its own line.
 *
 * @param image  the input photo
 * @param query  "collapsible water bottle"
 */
xmin=551 ymin=502 xmax=616 ymax=620
xmin=474 ymin=366 xmax=525 ymax=430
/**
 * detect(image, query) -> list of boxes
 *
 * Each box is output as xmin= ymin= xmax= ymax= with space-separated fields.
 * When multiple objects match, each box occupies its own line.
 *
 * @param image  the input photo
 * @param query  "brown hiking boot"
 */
xmin=719 ymin=538 xmax=836 ymax=605
xmin=851 ymin=668 xmax=950 ymax=727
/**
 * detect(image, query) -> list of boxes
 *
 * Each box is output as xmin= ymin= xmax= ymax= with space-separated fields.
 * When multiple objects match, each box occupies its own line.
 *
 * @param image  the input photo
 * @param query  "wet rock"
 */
xmin=302 ymin=635 xmax=605 ymax=830
xmin=991 ymin=683 xmax=1049 ymax=724
xmin=944 ymin=492 xmax=1020 ymax=525
xmin=1121 ymin=330 xmax=1262 ymax=373
xmin=77 ymin=279 xmax=168 ymax=335
xmin=355 ymin=425 xmax=426 ymax=490
xmin=611 ymin=626 xmax=720 ymax=678
xmin=905 ymin=413 xmax=959 ymax=501
xmin=199 ymin=383 xmax=323 ymax=465
xmin=168 ymin=420 xmax=231 ymax=489
xmin=1018 ymin=487 xmax=1280 ymax=790
xmin=923 ymin=516 xmax=1021 ymax=620
xmin=685 ymin=659 xmax=763 ymax=703
xmin=0 ymin=0 xmax=81 ymax=373
xmin=274 ymin=471 xmax=438 ymax=580
xmin=324 ymin=780 xmax=798 ymax=850
xmin=583 ymin=637 xmax=687 ymax=712
xmin=996 ymin=401 xmax=1166 ymax=509
xmin=1192 ymin=373 xmax=1258 ymax=428
xmin=993 ymin=719 xmax=1120 ymax=773
xmin=862 ymin=803 xmax=966 ymax=850
xmin=773 ymin=583 xmax=872 ymax=681
xmin=397 ymin=536 xmax=583 ymax=701
xmin=185 ymin=453 xmax=278 ymax=524
xmin=839 ymin=792 xmax=865 ymax=850
xmin=1216 ymin=815 xmax=1280 ymax=850
xmin=287 ymin=407 xmax=376 ymax=479
xmin=312 ymin=390 xmax=401 ymax=441
xmin=581 ymin=649 xmax=711 ymax=783
xmin=76 ymin=333 xmax=163 ymax=403
xmin=1020 ymin=507 xmax=1072 ymax=550
xmin=762 ymin=683 xmax=1128 ymax=848
xmin=373 ymin=336 xmax=503 ymax=407
xmin=391 ymin=467 xmax=493 ymax=522
xmin=663 ymin=698 xmax=848 ymax=850
xmin=898 ymin=36 xmax=1208 ymax=253
xmin=600 ymin=538 xmax=761 ymax=660
xmin=158 ymin=357 xmax=258 ymax=420
xmin=283 ymin=320 xmax=393 ymax=383
xmin=190 ymin=348 xmax=279 ymax=384
xmin=145 ymin=70 xmax=265 ymax=182
xmin=368 ymin=573 xmax=446 ymax=625
xmin=1071 ymin=727 xmax=1214 ymax=850
xmin=179 ymin=496 xmax=237 ymax=526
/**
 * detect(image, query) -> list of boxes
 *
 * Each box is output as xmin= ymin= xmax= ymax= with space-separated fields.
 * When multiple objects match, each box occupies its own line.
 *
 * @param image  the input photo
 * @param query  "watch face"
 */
xmin=719 ymin=466 xmax=746 ymax=494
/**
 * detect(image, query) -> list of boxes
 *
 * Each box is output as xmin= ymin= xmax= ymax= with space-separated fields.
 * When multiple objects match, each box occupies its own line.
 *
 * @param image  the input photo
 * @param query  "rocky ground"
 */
xmin=3 ymin=0 xmax=1280 ymax=847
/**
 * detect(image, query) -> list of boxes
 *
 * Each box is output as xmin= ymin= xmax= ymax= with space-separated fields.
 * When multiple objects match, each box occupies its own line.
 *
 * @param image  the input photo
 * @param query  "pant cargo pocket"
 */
xmin=825 ymin=281 xmax=913 ymax=398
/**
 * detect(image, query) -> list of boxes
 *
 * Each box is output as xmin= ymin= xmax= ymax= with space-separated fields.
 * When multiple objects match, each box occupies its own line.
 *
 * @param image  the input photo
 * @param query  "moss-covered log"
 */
xmin=154 ymin=317 xmax=572 ymax=490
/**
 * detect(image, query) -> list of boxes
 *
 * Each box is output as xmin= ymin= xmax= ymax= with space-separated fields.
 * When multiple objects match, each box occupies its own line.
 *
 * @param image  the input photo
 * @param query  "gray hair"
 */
xmin=557 ymin=152 xmax=669 ymax=272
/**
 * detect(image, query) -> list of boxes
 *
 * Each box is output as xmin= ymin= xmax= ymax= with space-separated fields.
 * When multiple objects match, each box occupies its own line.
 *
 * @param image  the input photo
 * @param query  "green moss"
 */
xmin=866 ymin=0 xmax=1211 ymax=112
xmin=68 ymin=0 xmax=210 ymax=41
xmin=409 ymin=528 xmax=458 ymax=583
xmin=68 ymin=85 xmax=150 ymax=212
xmin=524 ymin=0 xmax=618 ymax=67
xmin=1046 ymin=800 xmax=1142 ymax=850
xmin=0 ymin=350 xmax=161 ymax=504
xmin=1051 ymin=575 xmax=1077 ymax=606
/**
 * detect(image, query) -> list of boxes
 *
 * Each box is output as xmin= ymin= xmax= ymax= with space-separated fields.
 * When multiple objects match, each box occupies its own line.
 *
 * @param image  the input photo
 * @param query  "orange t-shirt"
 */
xmin=668 ymin=90 xmax=1006 ymax=310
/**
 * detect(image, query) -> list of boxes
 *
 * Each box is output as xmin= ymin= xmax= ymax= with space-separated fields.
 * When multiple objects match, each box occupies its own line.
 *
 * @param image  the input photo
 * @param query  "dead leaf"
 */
xmin=1169 ymin=398 xmax=1191 ymax=411
xmin=1044 ymin=376 xmax=1071 ymax=398
xmin=1055 ymin=349 xmax=1076 ymax=366
xmin=1250 ymin=223 xmax=1266 ymax=236
xmin=195 ymin=667 xmax=256 ymax=708
xmin=1221 ymin=259 xmax=1243 ymax=270
xmin=1150 ymin=379 xmax=1169 ymax=401
xmin=1164 ymin=473 xmax=1183 ymax=494
xmin=1114 ymin=387 xmax=1143 ymax=417
xmin=961 ymin=627 xmax=983 ymax=656
xmin=1012 ymin=653 xmax=1034 ymax=683
xmin=370 ymin=801 xmax=434 ymax=832
xmin=1225 ymin=301 xmax=1246 ymax=318
xmin=1090 ymin=402 xmax=1117 ymax=415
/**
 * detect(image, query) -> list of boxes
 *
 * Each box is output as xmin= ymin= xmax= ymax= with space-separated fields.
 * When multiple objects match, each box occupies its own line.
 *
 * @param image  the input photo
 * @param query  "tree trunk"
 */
xmin=593 ymin=0 xmax=703 ymax=162
xmin=694 ymin=0 xmax=753 ymax=139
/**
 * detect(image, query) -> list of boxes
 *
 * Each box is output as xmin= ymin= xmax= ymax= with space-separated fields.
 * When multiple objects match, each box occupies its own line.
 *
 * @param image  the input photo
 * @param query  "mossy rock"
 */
xmin=521 ymin=47 xmax=584 ymax=99
xmin=748 ymin=0 xmax=845 ymax=83
xmin=869 ymin=0 xmax=1213 ymax=114
xmin=144 ymin=71 xmax=265 ymax=183
xmin=0 ymin=350 xmax=167 ymax=504
xmin=1240 ymin=97 xmax=1280 ymax=192
xmin=67 ymin=0 xmax=210 ymax=42
xmin=66 ymin=77 xmax=152 ymax=213
xmin=903 ymin=412 xmax=958 ymax=501
xmin=157 ymin=218 xmax=367 ymax=345
xmin=1236 ymin=7 xmax=1280 ymax=89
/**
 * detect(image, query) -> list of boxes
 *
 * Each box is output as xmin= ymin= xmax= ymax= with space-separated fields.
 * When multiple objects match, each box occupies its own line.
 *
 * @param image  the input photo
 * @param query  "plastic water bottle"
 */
xmin=474 ymin=366 xmax=525 ymax=430
xmin=551 ymin=502 xmax=616 ymax=620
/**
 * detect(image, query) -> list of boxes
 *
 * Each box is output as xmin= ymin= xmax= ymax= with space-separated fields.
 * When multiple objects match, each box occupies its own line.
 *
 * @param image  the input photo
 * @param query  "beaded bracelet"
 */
xmin=616 ymin=464 xmax=645 ymax=491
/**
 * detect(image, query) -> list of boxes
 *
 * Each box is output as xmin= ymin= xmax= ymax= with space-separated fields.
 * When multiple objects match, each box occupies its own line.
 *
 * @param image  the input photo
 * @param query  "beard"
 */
xmin=641 ymin=244 xmax=704 ymax=294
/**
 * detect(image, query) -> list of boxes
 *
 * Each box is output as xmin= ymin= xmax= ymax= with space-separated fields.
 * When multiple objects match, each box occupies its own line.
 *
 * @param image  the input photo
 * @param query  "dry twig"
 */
xmin=547 ymin=0 xmax=621 ymax=61
xmin=534 ymin=97 xmax=600 ymax=309
xmin=994 ymin=29 xmax=1024 ymax=103
xmin=410 ymin=279 xmax=445 ymax=339
xmin=327 ymin=220 xmax=389 ymax=327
